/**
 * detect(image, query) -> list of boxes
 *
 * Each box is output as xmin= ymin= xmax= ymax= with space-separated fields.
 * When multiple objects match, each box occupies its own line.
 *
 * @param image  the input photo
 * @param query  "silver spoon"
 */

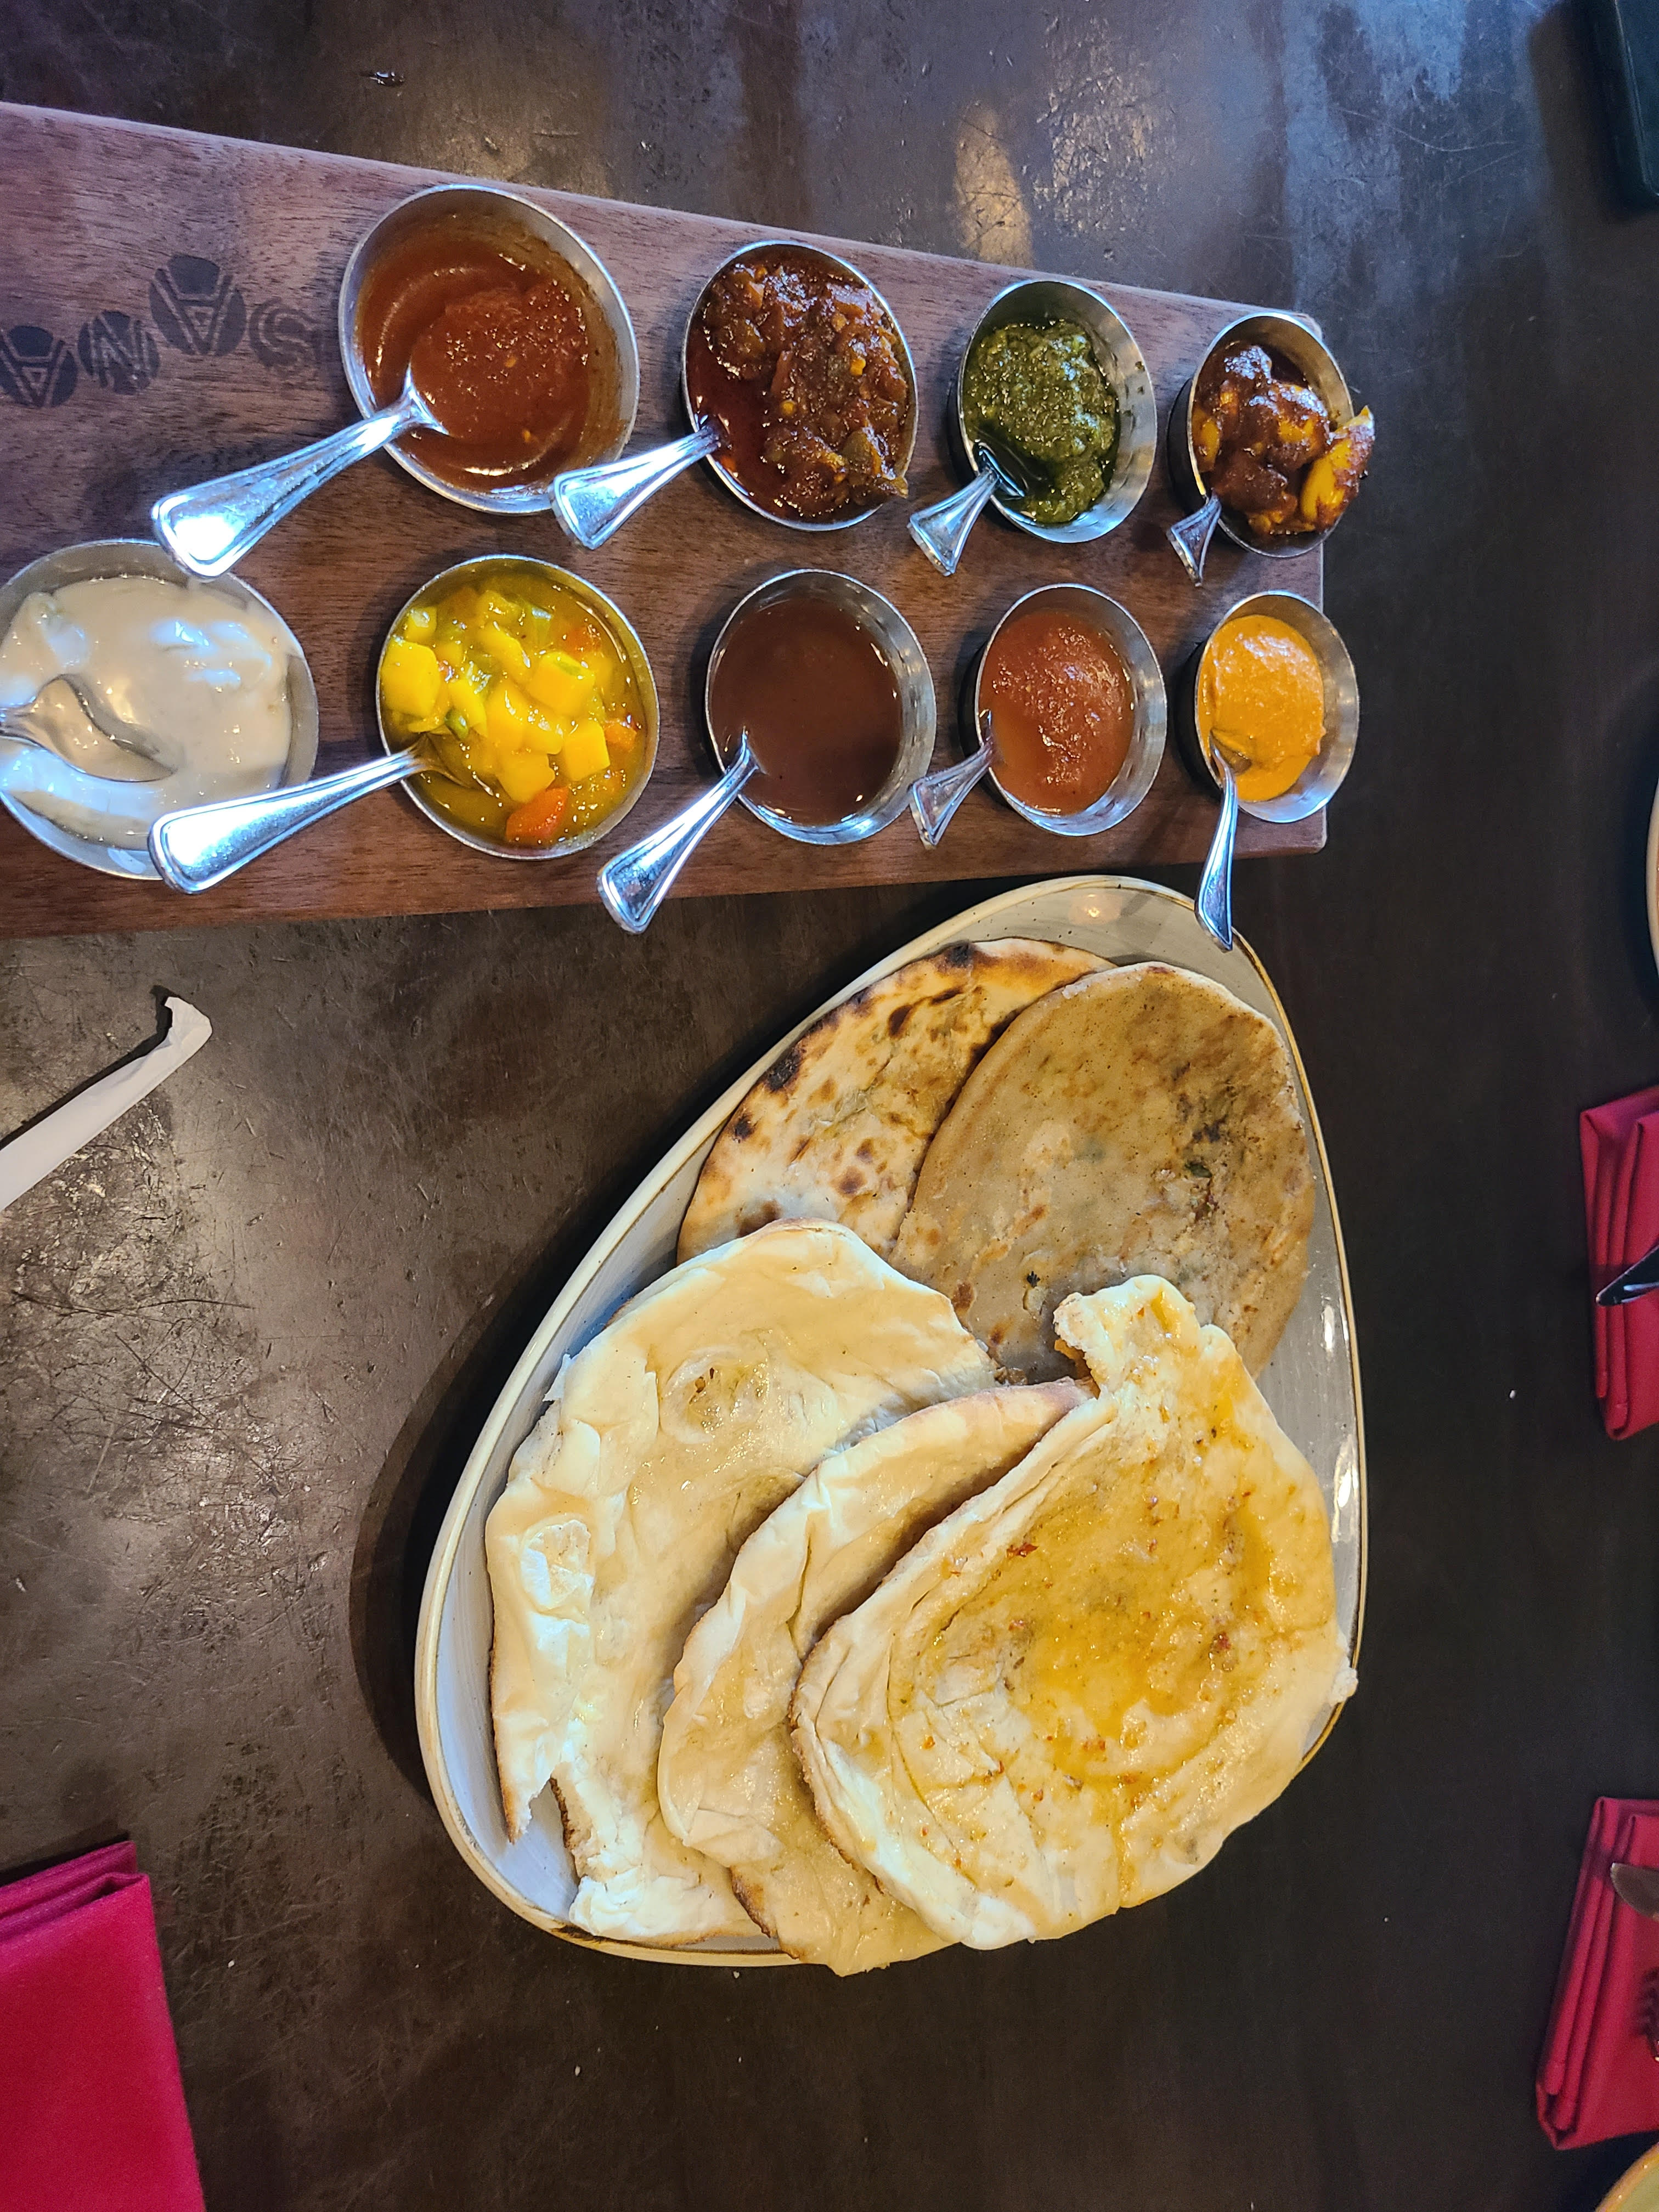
xmin=909 ymin=438 xmax=1047 ymax=578
xmin=151 ymin=365 xmax=441 ymax=577
xmin=597 ymin=736 xmax=757 ymax=934
xmin=910 ymin=708 xmax=994 ymax=847
xmin=552 ymin=424 xmax=723 ymax=550
xmin=0 ymin=674 xmax=171 ymax=782
xmin=148 ymin=738 xmax=458 ymax=893
xmin=1195 ymin=737 xmax=1247 ymax=951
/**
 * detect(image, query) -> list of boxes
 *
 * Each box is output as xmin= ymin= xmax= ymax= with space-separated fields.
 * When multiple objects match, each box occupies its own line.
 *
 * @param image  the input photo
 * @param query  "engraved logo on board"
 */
xmin=0 ymin=325 xmax=78 ymax=408
xmin=76 ymin=311 xmax=161 ymax=396
xmin=149 ymin=254 xmax=248 ymax=357
xmin=247 ymin=301 xmax=324 ymax=379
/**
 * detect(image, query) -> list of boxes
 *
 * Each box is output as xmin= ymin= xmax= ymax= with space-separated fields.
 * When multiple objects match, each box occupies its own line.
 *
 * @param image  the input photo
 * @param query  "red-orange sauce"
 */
xmin=356 ymin=216 xmax=599 ymax=490
xmin=981 ymin=610 xmax=1133 ymax=814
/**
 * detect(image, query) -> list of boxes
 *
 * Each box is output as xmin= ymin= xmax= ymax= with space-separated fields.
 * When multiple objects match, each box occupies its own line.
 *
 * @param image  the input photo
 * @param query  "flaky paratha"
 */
xmin=485 ymin=1218 xmax=994 ymax=1946
xmin=891 ymin=962 xmax=1313 ymax=1379
xmin=791 ymin=1277 xmax=1355 ymax=1950
xmin=677 ymin=938 xmax=1107 ymax=1265
xmin=656 ymin=1380 xmax=1083 ymax=1973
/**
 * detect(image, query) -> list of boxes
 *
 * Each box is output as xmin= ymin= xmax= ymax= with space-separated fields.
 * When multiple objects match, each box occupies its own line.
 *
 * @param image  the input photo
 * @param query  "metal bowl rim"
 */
xmin=374 ymin=553 xmax=660 ymax=862
xmin=678 ymin=237 xmax=920 ymax=535
xmin=968 ymin=582 xmax=1167 ymax=836
xmin=951 ymin=276 xmax=1158 ymax=546
xmin=0 ymin=535 xmax=319 ymax=883
xmin=338 ymin=182 xmax=641 ymax=516
xmin=703 ymin=566 xmax=935 ymax=845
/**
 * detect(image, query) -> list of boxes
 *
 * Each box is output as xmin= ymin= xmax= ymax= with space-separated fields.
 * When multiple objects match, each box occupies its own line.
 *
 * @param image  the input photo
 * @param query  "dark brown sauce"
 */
xmin=708 ymin=595 xmax=904 ymax=825
xmin=356 ymin=213 xmax=610 ymax=490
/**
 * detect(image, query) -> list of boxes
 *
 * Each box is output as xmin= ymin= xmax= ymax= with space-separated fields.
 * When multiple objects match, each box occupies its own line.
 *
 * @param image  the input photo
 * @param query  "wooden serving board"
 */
xmin=0 ymin=103 xmax=1327 ymax=939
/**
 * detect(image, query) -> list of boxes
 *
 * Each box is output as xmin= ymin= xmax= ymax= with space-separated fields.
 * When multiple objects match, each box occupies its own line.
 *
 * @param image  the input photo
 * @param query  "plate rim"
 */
xmin=412 ymin=873 xmax=1368 ymax=1962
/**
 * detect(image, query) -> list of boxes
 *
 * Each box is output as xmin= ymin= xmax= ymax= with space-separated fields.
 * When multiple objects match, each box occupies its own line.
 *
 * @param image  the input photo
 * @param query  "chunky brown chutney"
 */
xmin=357 ymin=212 xmax=610 ymax=490
xmin=708 ymin=595 xmax=903 ymax=825
xmin=685 ymin=247 xmax=912 ymax=522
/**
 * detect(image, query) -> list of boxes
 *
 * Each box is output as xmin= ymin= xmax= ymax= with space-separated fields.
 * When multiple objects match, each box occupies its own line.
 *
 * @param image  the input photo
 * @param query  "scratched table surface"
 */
xmin=4 ymin=4 xmax=1659 ymax=2211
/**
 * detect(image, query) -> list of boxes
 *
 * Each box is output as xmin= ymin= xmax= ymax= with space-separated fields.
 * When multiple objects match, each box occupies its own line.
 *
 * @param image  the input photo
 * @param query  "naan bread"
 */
xmin=792 ymin=1277 xmax=1354 ymax=1950
xmin=677 ymin=938 xmax=1107 ymax=1265
xmin=656 ymin=1380 xmax=1084 ymax=1973
xmin=891 ymin=962 xmax=1314 ymax=1379
xmin=485 ymin=1219 xmax=994 ymax=1946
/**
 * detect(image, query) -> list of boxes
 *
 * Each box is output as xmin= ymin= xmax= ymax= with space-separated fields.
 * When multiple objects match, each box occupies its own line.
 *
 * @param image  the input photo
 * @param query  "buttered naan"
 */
xmin=656 ymin=1379 xmax=1083 ymax=1973
xmin=791 ymin=1276 xmax=1354 ymax=1950
xmin=678 ymin=939 xmax=1105 ymax=1265
xmin=485 ymin=1218 xmax=994 ymax=1946
xmin=891 ymin=962 xmax=1314 ymax=1379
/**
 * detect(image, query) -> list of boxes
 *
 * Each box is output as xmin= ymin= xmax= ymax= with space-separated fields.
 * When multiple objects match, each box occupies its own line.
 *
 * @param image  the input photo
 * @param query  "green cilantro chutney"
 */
xmin=961 ymin=319 xmax=1119 ymax=527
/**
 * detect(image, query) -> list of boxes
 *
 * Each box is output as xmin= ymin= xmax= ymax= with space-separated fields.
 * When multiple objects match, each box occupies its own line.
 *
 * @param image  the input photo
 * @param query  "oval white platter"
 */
xmin=413 ymin=876 xmax=1368 ymax=1965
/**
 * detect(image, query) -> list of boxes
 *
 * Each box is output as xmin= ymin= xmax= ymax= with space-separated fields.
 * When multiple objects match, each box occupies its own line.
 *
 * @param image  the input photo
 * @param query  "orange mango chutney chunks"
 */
xmin=377 ymin=566 xmax=648 ymax=847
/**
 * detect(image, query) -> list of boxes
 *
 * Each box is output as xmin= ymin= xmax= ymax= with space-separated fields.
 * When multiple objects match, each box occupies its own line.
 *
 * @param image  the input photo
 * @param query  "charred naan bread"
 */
xmin=485 ymin=1219 xmax=994 ymax=1946
xmin=891 ymin=962 xmax=1314 ymax=1380
xmin=656 ymin=1380 xmax=1084 ymax=1973
xmin=677 ymin=938 xmax=1107 ymax=1265
xmin=791 ymin=1277 xmax=1354 ymax=1950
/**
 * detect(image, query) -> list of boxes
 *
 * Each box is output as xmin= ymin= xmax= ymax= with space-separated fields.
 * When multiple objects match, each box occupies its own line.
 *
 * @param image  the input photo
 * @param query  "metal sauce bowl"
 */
xmin=554 ymin=242 xmax=919 ymax=549
xmin=706 ymin=569 xmax=935 ymax=838
xmin=972 ymin=584 xmax=1165 ymax=833
xmin=1166 ymin=312 xmax=1357 ymax=580
xmin=910 ymin=279 xmax=1156 ymax=575
xmin=0 ymin=538 xmax=318 ymax=883
xmin=340 ymin=184 xmax=641 ymax=515
xmin=682 ymin=241 xmax=919 ymax=534
xmin=1175 ymin=590 xmax=1358 ymax=823
xmin=375 ymin=556 xmax=659 ymax=861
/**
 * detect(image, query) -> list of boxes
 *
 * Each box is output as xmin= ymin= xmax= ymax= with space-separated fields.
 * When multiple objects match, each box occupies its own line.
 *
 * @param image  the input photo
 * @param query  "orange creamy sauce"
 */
xmin=981 ymin=610 xmax=1133 ymax=814
xmin=1197 ymin=614 xmax=1324 ymax=802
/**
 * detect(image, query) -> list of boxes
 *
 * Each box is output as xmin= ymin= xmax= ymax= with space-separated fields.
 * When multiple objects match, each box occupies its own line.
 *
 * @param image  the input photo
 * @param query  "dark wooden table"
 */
xmin=1 ymin=4 xmax=1652 ymax=2207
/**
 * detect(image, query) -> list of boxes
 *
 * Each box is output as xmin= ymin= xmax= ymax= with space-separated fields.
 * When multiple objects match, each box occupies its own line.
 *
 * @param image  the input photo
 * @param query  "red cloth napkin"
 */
xmin=1538 ymin=1797 xmax=1659 ymax=2147
xmin=1581 ymin=1087 xmax=1659 ymax=1438
xmin=0 ymin=1841 xmax=205 ymax=2211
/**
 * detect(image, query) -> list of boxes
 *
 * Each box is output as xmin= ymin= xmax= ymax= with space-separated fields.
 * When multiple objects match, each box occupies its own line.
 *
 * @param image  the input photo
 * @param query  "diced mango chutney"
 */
xmin=379 ymin=563 xmax=649 ymax=847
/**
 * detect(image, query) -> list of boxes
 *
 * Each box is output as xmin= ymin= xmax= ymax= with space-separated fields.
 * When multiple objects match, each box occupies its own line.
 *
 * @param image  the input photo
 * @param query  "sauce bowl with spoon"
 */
xmin=1175 ymin=589 xmax=1359 ymax=949
xmin=909 ymin=584 xmax=1165 ymax=847
xmin=552 ymin=240 xmax=917 ymax=550
xmin=597 ymin=569 xmax=934 ymax=933
xmin=908 ymin=278 xmax=1156 ymax=578
xmin=152 ymin=184 xmax=639 ymax=575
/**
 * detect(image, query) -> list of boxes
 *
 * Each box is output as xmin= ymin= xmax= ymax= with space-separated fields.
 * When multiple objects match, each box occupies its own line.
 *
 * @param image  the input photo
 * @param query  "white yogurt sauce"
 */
xmin=0 ymin=573 xmax=295 ymax=849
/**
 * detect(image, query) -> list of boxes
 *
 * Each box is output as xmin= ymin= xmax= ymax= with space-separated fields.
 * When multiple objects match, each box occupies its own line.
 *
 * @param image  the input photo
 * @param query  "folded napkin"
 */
xmin=1581 ymin=1087 xmax=1659 ymax=1438
xmin=1538 ymin=1797 xmax=1659 ymax=2147
xmin=0 ymin=1841 xmax=204 ymax=2211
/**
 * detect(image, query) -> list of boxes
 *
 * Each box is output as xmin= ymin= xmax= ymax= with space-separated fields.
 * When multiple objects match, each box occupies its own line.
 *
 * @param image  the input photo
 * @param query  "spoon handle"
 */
xmin=151 ymin=383 xmax=432 ymax=577
xmin=1194 ymin=757 xmax=1239 ymax=951
xmin=598 ymin=740 xmax=757 ymax=934
xmin=551 ymin=425 xmax=722 ymax=550
xmin=910 ymin=737 xmax=992 ymax=848
xmin=1166 ymin=491 xmax=1223 ymax=585
xmin=148 ymin=749 xmax=425 ymax=893
xmin=907 ymin=470 xmax=998 ymax=578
